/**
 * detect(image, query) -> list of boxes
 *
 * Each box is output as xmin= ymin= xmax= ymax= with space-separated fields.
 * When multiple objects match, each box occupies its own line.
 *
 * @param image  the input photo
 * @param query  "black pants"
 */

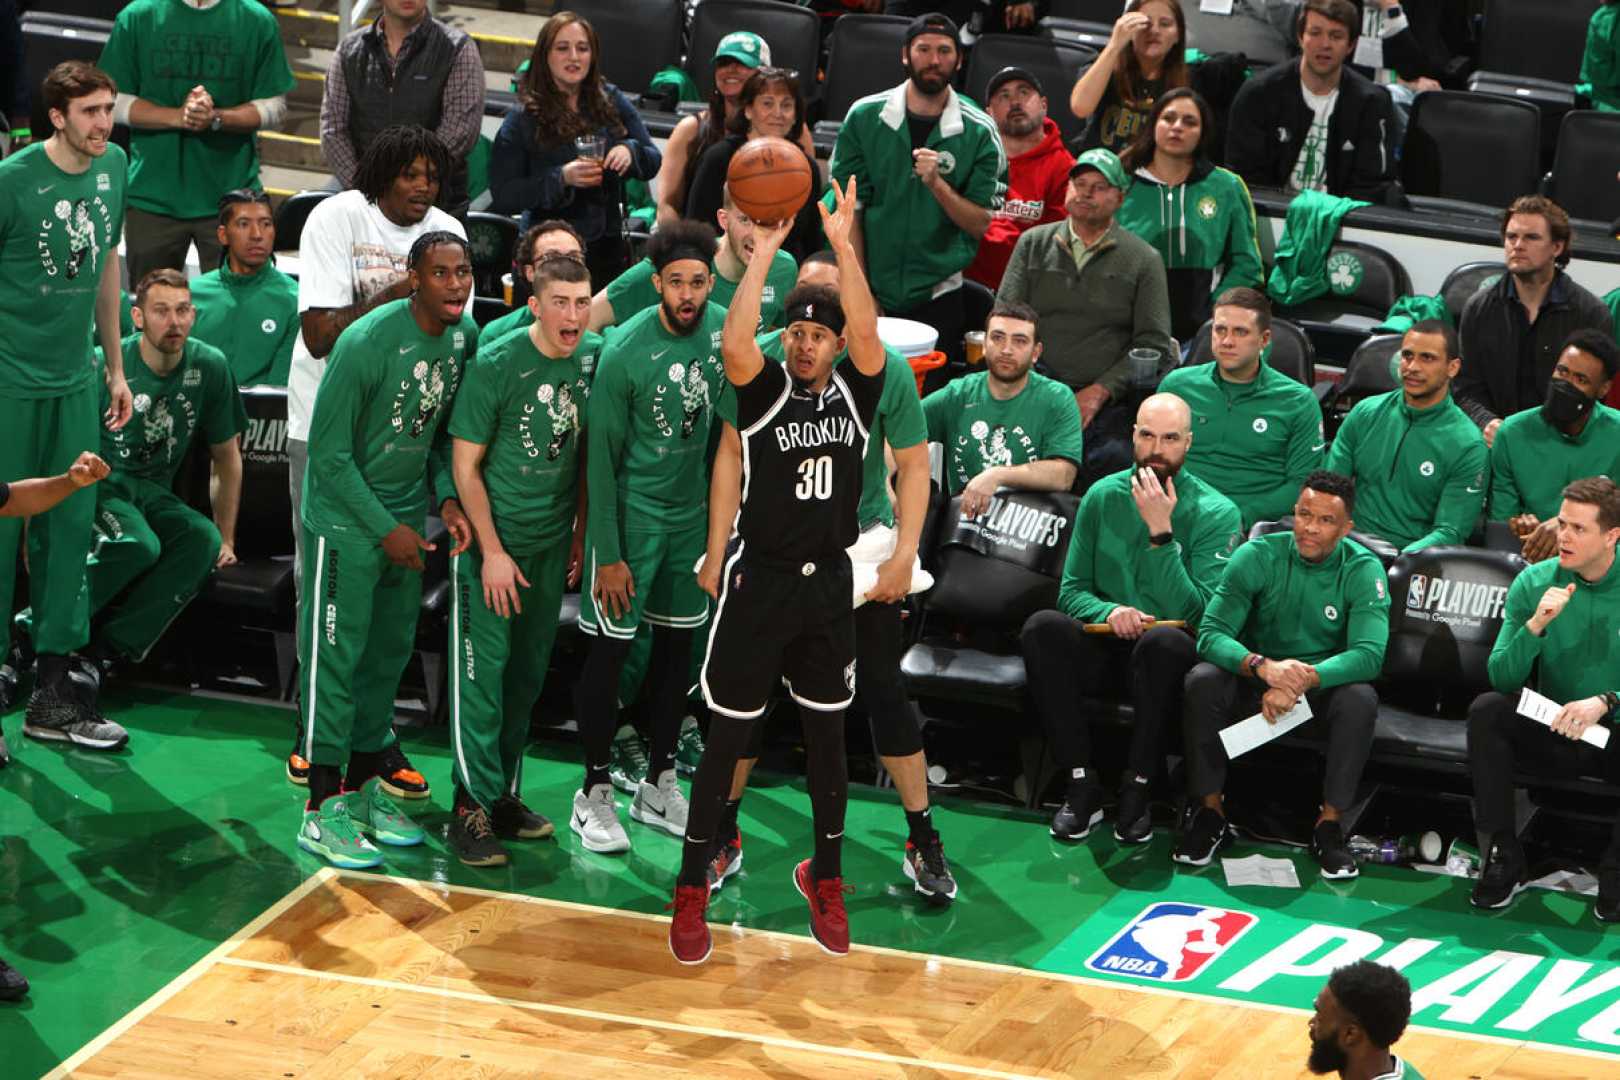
xmin=1182 ymin=662 xmax=1377 ymax=811
xmin=893 ymin=288 xmax=965 ymax=394
xmin=1467 ymin=690 xmax=1620 ymax=853
xmin=1021 ymin=614 xmax=1199 ymax=785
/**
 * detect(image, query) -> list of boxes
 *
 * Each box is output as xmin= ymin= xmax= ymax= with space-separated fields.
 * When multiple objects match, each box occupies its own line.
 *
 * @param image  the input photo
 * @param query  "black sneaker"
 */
xmin=0 ymin=956 xmax=27 ymax=1001
xmin=450 ymin=805 xmax=509 ymax=867
xmin=492 ymin=795 xmax=554 ymax=840
xmin=1173 ymin=807 xmax=1231 ymax=866
xmin=1114 ymin=776 xmax=1154 ymax=845
xmin=376 ymin=742 xmax=430 ymax=800
xmin=1311 ymin=820 xmax=1359 ymax=880
xmin=286 ymin=752 xmax=311 ymax=785
xmin=1050 ymin=781 xmax=1105 ymax=841
xmin=1470 ymin=841 xmax=1527 ymax=910
xmin=23 ymin=681 xmax=128 ymax=751
xmin=0 ymin=656 xmax=17 ymax=712
xmin=1598 ymin=866 xmax=1620 ymax=925
xmin=902 ymin=834 xmax=959 ymax=905
xmin=0 ymin=733 xmax=9 ymax=769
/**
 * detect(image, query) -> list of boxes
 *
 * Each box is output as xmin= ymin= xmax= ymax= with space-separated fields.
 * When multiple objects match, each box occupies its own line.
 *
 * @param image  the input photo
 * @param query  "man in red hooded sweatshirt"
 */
xmin=966 ymin=66 xmax=1074 ymax=290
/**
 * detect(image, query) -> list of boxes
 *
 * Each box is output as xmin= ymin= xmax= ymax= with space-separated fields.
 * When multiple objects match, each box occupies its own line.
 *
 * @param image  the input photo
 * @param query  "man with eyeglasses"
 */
xmin=480 ymin=218 xmax=585 ymax=344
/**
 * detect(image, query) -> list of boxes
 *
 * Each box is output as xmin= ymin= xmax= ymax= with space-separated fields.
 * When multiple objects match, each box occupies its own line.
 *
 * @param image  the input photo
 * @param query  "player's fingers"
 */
xmin=515 ymin=569 xmax=531 ymax=589
xmin=509 ymin=588 xmax=522 ymax=616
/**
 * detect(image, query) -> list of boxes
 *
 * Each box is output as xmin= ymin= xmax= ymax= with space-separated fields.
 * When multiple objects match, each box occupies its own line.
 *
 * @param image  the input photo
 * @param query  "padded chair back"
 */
xmin=1339 ymin=333 xmax=1402 ymax=402
xmin=1439 ymin=260 xmax=1504 ymax=324
xmin=1188 ymin=317 xmax=1316 ymax=387
xmin=1478 ymin=0 xmax=1601 ymax=85
xmin=274 ymin=190 xmax=332 ymax=254
xmin=1181 ymin=6 xmax=1291 ymax=67
xmin=21 ymin=14 xmax=112 ymax=141
xmin=963 ymin=35 xmax=1097 ymax=144
xmin=557 ymin=0 xmax=684 ymax=98
xmin=235 ymin=387 xmax=296 ymax=561
xmin=1401 ymin=91 xmax=1541 ymax=209
xmin=1304 ymin=241 xmax=1410 ymax=317
xmin=821 ymin=14 xmax=910 ymax=124
xmin=1246 ymin=521 xmax=1400 ymax=569
xmin=1383 ymin=547 xmax=1525 ymax=693
xmin=925 ymin=490 xmax=1079 ymax=629
xmin=687 ymin=1 xmax=821 ymax=100
xmin=465 ymin=212 xmax=519 ymax=299
xmin=960 ymin=278 xmax=996 ymax=336
xmin=1547 ymin=111 xmax=1620 ymax=225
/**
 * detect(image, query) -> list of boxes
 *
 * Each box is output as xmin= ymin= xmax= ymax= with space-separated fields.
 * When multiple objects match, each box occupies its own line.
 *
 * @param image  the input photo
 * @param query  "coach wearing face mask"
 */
xmin=1490 ymin=331 xmax=1620 ymax=563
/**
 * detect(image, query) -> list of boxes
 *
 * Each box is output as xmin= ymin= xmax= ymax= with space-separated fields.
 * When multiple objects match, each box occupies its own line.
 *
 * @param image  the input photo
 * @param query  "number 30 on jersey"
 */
xmin=795 ymin=455 xmax=832 ymax=500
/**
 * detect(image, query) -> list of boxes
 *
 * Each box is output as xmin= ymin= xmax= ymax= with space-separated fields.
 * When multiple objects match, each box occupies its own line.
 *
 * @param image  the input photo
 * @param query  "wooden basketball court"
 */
xmin=46 ymin=870 xmax=1612 ymax=1078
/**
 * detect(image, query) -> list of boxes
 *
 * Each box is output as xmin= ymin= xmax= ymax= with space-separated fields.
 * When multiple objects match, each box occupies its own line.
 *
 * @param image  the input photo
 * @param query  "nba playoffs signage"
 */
xmin=949 ymin=490 xmax=1072 ymax=576
xmin=1404 ymin=572 xmax=1510 ymax=632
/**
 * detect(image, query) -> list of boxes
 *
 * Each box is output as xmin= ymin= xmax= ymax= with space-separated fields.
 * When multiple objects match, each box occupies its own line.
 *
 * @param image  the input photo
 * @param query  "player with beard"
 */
xmin=572 ymin=220 xmax=728 ymax=855
xmin=1307 ymin=962 xmax=1424 ymax=1079
xmin=1022 ymin=393 xmax=1243 ymax=843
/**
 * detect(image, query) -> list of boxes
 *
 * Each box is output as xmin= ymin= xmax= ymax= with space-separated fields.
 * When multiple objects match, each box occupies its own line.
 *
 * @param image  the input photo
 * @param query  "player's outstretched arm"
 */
xmin=0 ymin=452 xmax=110 ymax=517
xmin=821 ymin=177 xmax=884 ymax=379
xmin=721 ymin=219 xmax=792 ymax=387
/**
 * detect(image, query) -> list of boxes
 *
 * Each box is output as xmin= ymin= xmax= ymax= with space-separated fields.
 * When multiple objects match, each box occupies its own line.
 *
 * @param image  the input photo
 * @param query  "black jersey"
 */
xmin=732 ymin=359 xmax=886 ymax=562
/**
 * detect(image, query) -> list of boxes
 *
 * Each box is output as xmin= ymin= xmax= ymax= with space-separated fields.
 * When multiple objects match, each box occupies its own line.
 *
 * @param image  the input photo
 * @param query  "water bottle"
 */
xmin=1347 ymin=831 xmax=1444 ymax=865
xmin=1445 ymin=839 xmax=1481 ymax=878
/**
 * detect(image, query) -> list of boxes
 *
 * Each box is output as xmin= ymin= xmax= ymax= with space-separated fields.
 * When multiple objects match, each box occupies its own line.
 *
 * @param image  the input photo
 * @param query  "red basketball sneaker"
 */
xmin=668 ymin=884 xmax=713 ymax=965
xmin=792 ymin=859 xmax=851 ymax=956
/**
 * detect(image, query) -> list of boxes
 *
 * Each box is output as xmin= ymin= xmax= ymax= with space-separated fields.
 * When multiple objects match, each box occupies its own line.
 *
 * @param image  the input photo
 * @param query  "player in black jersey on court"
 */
xmin=668 ymin=178 xmax=889 ymax=965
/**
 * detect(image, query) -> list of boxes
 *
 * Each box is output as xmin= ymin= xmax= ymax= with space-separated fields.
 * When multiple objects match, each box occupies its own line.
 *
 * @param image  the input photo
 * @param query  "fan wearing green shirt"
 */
xmin=1178 ymin=470 xmax=1389 ymax=881
xmin=922 ymin=302 xmax=1085 ymax=509
xmin=1468 ymin=477 xmax=1620 ymax=920
xmin=1490 ymin=331 xmax=1620 ymax=563
xmin=1158 ymin=287 xmax=1326 ymax=529
xmin=188 ymin=189 xmax=298 ymax=388
xmin=480 ymin=219 xmax=586 ymax=346
xmin=1325 ymin=320 xmax=1487 ymax=553
xmin=1307 ymin=961 xmax=1427 ymax=1080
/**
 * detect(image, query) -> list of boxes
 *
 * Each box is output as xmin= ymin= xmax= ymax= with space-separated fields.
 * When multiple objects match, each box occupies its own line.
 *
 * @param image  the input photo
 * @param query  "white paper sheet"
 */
xmin=1200 ymin=0 xmax=1235 ymax=13
xmin=1222 ymin=854 xmax=1301 ymax=889
xmin=1518 ymin=688 xmax=1611 ymax=749
xmin=1219 ymin=699 xmax=1313 ymax=759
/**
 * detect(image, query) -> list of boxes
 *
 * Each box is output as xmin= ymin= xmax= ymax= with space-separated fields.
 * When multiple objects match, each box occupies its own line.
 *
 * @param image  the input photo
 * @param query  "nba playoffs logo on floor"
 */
xmin=1086 ymin=902 xmax=1258 ymax=983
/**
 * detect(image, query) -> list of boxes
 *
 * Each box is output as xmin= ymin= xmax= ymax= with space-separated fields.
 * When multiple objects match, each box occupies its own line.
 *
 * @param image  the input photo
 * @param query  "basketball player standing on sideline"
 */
xmin=669 ymin=178 xmax=889 ymax=964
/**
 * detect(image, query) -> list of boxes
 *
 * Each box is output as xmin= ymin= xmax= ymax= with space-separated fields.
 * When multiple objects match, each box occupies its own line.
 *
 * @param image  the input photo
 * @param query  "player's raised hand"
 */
xmin=68 ymin=451 xmax=110 ymax=488
xmin=381 ymin=523 xmax=433 ymax=571
xmin=1529 ymin=582 xmax=1576 ymax=634
xmin=440 ymin=498 xmax=473 ymax=556
xmin=817 ymin=175 xmax=858 ymax=251
xmin=104 ymin=369 xmax=133 ymax=430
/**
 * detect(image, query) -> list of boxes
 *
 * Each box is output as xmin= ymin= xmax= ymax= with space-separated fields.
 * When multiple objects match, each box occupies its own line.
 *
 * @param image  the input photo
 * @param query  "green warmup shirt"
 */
xmin=922 ymin=370 xmax=1084 ymax=495
xmin=98 ymin=334 xmax=247 ymax=485
xmin=1489 ymin=552 xmax=1620 ymax=705
xmin=1325 ymin=389 xmax=1487 ymax=552
xmin=603 ymin=249 xmax=798 ymax=332
xmin=586 ymin=302 xmax=728 ymax=563
xmin=480 ymin=303 xmax=535 ymax=347
xmin=1159 ymin=360 xmax=1325 ymax=529
xmin=448 ymin=327 xmax=602 ymax=552
xmin=717 ymin=331 xmax=926 ymax=531
xmin=1057 ymin=466 xmax=1244 ymax=625
xmin=188 ymin=260 xmax=300 ymax=387
xmin=0 ymin=142 xmax=127 ymax=396
xmin=98 ymin=0 xmax=295 ymax=219
xmin=1198 ymin=531 xmax=1391 ymax=688
xmin=1490 ymin=404 xmax=1620 ymax=522
xmin=302 ymin=300 xmax=474 ymax=542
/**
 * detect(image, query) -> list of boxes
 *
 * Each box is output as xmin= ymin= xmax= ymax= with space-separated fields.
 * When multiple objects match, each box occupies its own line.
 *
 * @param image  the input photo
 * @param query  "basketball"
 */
xmin=726 ymin=136 xmax=814 ymax=224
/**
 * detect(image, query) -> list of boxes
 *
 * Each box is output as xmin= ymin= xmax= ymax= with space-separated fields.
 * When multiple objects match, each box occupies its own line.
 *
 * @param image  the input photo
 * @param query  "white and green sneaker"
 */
xmin=298 ymin=797 xmax=384 ymax=868
xmin=674 ymin=715 xmax=705 ymax=776
xmin=630 ymin=769 xmax=689 ymax=838
xmin=348 ymin=776 xmax=425 ymax=847
xmin=608 ymin=724 xmax=649 ymax=795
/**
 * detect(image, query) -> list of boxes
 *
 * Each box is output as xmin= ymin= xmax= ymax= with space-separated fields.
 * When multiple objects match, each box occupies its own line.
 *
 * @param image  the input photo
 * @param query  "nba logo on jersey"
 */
xmin=1085 ymin=902 xmax=1258 ymax=982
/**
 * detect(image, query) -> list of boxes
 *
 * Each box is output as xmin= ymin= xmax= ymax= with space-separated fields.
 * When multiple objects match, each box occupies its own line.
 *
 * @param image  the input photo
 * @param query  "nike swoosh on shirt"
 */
xmin=36 ymin=185 xmax=54 ymax=194
xmin=1311 ymin=442 xmax=1327 ymax=452
xmin=399 ymin=345 xmax=417 ymax=355
xmin=519 ymin=369 xmax=537 ymax=378
xmin=651 ymin=348 xmax=671 ymax=360
xmin=1466 ymin=486 xmax=1484 ymax=494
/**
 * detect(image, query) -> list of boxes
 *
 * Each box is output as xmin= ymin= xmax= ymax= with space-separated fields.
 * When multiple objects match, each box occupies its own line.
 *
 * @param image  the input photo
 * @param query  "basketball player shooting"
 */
xmin=667 ymin=178 xmax=889 ymax=965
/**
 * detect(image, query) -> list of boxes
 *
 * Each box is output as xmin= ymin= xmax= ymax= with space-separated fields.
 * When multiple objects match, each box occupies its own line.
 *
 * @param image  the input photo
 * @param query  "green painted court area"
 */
xmin=4 ymin=688 xmax=1620 ymax=1076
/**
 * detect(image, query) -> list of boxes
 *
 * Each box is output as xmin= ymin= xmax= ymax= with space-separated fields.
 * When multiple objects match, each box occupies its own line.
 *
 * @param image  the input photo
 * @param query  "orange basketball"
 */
xmin=726 ymin=136 xmax=814 ymax=225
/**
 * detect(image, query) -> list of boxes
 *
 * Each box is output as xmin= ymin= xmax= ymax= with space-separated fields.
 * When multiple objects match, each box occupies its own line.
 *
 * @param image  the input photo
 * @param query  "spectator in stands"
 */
xmin=999 ymin=148 xmax=1173 ymax=484
xmin=1584 ymin=0 xmax=1620 ymax=114
xmin=1178 ymin=469 xmax=1389 ymax=879
xmin=490 ymin=13 xmax=660 ymax=287
xmin=1468 ymin=477 xmax=1620 ymax=920
xmin=1456 ymin=196 xmax=1616 ymax=447
xmin=1351 ymin=0 xmax=1446 ymax=146
xmin=1117 ymin=88 xmax=1264 ymax=343
xmin=886 ymin=0 xmax=1047 ymax=43
xmin=1022 ymin=392 xmax=1243 ymax=844
xmin=685 ymin=67 xmax=824 ymax=262
xmin=321 ymin=0 xmax=486 ymax=219
xmin=965 ymin=66 xmax=1072 ymax=291
xmin=1159 ymin=288 xmax=1324 ymax=529
xmin=923 ymin=302 xmax=1084 ymax=504
xmin=1325 ymin=320 xmax=1486 ymax=552
xmin=1491 ymin=331 xmax=1620 ymax=562
xmin=829 ymin=12 xmax=1007 ymax=373
xmin=1069 ymin=0 xmax=1188 ymax=157
xmin=1307 ymin=961 xmax=1420 ymax=1080
xmin=1224 ymin=0 xmax=1400 ymax=202
xmin=1 ymin=0 xmax=25 ymax=159
xmin=482 ymin=220 xmax=585 ymax=343
xmin=189 ymin=189 xmax=298 ymax=388
xmin=99 ymin=0 xmax=294 ymax=284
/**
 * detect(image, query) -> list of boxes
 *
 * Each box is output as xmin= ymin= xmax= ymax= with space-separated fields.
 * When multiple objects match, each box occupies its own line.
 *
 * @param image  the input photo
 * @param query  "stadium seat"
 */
xmin=1323 ymin=331 xmax=1402 ymax=439
xmin=557 ymin=0 xmax=684 ymax=99
xmin=962 ymin=35 xmax=1097 ymax=144
xmin=1400 ymin=91 xmax=1542 ymax=216
xmin=687 ymin=0 xmax=822 ymax=102
xmin=1040 ymin=18 xmax=1112 ymax=53
xmin=1469 ymin=0 xmax=1600 ymax=94
xmin=815 ymin=14 xmax=909 ymax=137
xmin=1187 ymin=317 xmax=1317 ymax=388
xmin=273 ymin=190 xmax=332 ymax=256
xmin=1544 ymin=111 xmax=1620 ymax=227
xmin=961 ymin=278 xmax=995 ymax=337
xmin=1439 ymin=260 xmax=1504 ymax=325
xmin=465 ymin=211 xmax=519 ymax=300
xmin=1046 ymin=0 xmax=1122 ymax=19
xmin=1247 ymin=519 xmax=1400 ymax=569
xmin=21 ymin=13 xmax=113 ymax=144
xmin=1277 ymin=241 xmax=1412 ymax=364
xmin=1181 ymin=5 xmax=1292 ymax=68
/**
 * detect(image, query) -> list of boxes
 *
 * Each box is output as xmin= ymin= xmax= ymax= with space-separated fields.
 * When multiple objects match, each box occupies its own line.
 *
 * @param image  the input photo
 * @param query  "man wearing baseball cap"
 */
xmin=966 ymin=66 xmax=1073 ymax=290
xmin=999 ymin=145 xmax=1173 ymax=486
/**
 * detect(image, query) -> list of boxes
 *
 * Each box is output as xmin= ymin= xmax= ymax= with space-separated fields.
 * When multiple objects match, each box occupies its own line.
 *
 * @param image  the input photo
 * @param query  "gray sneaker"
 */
xmin=23 ymin=682 xmax=128 ymax=751
xmin=630 ymin=769 xmax=689 ymax=838
xmin=608 ymin=724 xmax=649 ymax=795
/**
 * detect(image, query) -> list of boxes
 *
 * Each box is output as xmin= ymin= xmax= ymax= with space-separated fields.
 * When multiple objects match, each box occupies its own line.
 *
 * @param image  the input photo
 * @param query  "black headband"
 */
xmin=652 ymin=244 xmax=713 ymax=272
xmin=787 ymin=298 xmax=845 ymax=335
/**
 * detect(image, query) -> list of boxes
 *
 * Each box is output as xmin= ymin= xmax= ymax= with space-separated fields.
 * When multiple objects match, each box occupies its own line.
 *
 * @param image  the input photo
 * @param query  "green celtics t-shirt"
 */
xmin=98 ymin=0 xmax=296 ymax=218
xmin=604 ymin=249 xmax=798 ymax=332
xmin=99 ymin=333 xmax=247 ymax=486
xmin=479 ymin=304 xmax=535 ymax=348
xmin=0 ymin=143 xmax=128 ymax=396
xmin=449 ymin=327 xmax=601 ymax=553
xmin=923 ymin=370 xmax=1085 ymax=495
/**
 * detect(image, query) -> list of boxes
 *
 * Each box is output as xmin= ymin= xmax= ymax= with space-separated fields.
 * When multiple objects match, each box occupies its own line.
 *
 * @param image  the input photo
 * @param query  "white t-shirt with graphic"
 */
xmin=285 ymin=190 xmax=466 ymax=441
xmin=1288 ymin=85 xmax=1340 ymax=194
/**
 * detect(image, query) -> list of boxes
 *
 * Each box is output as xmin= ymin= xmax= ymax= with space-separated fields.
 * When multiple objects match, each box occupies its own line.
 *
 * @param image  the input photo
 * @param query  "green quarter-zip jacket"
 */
xmin=1199 ymin=531 xmax=1391 ymax=687
xmin=1489 ymin=552 xmax=1620 ymax=704
xmin=1058 ymin=466 xmax=1244 ymax=624
xmin=1490 ymin=403 xmax=1620 ymax=522
xmin=1326 ymin=389 xmax=1487 ymax=552
xmin=189 ymin=260 xmax=300 ymax=387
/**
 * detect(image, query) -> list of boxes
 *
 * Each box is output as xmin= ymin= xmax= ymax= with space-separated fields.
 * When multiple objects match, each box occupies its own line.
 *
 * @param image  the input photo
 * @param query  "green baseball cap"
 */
xmin=713 ymin=30 xmax=771 ymax=69
xmin=1069 ymin=147 xmax=1129 ymax=190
